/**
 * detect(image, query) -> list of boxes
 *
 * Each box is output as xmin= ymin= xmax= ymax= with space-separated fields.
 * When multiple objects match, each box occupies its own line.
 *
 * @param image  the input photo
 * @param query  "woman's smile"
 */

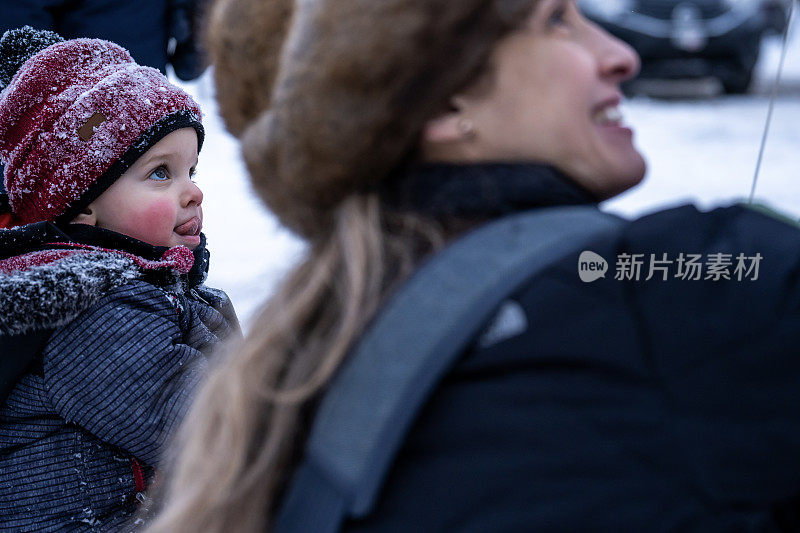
xmin=422 ymin=0 xmax=647 ymax=199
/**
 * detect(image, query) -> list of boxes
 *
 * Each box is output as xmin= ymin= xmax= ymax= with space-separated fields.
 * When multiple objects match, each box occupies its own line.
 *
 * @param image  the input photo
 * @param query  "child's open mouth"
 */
xmin=174 ymin=217 xmax=202 ymax=237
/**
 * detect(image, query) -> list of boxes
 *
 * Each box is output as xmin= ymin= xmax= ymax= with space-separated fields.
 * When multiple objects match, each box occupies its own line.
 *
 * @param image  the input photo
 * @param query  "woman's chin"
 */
xmin=607 ymin=149 xmax=647 ymax=195
xmin=626 ymin=151 xmax=648 ymax=185
xmin=587 ymin=155 xmax=648 ymax=200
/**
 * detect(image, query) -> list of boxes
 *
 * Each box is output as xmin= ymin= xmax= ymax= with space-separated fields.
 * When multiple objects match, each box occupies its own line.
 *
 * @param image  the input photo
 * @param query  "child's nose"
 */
xmin=183 ymin=179 xmax=203 ymax=207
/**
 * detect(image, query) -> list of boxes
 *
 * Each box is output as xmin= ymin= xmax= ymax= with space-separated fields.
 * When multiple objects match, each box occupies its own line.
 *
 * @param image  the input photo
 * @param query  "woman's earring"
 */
xmin=457 ymin=118 xmax=476 ymax=141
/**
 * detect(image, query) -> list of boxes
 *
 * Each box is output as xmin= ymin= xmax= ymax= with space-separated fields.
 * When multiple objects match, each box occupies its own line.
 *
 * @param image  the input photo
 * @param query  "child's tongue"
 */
xmin=175 ymin=218 xmax=199 ymax=236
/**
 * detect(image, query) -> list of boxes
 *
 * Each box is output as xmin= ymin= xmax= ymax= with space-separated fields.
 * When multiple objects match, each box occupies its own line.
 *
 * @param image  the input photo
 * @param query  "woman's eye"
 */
xmin=149 ymin=167 xmax=169 ymax=181
xmin=547 ymin=4 xmax=568 ymax=27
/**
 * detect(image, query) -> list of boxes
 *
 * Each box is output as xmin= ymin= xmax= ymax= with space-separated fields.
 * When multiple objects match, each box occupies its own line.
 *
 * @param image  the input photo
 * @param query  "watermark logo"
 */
xmin=578 ymin=251 xmax=608 ymax=283
xmin=577 ymin=251 xmax=763 ymax=282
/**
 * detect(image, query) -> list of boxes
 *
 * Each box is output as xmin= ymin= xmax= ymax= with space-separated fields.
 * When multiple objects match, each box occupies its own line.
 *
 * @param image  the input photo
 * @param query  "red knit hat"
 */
xmin=0 ymin=26 xmax=204 ymax=226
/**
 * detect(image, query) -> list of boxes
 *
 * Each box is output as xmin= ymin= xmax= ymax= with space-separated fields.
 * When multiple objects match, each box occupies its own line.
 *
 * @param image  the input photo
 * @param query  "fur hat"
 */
xmin=207 ymin=0 xmax=539 ymax=239
xmin=0 ymin=26 xmax=205 ymax=226
xmin=206 ymin=0 xmax=291 ymax=137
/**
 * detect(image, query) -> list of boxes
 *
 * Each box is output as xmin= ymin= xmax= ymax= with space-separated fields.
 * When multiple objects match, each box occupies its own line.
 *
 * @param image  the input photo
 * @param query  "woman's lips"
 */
xmin=174 ymin=216 xmax=202 ymax=236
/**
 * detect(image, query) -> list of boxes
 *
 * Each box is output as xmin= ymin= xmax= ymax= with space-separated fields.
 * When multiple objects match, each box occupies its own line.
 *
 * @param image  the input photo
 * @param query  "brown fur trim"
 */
xmin=210 ymin=0 xmax=539 ymax=238
xmin=205 ymin=0 xmax=293 ymax=137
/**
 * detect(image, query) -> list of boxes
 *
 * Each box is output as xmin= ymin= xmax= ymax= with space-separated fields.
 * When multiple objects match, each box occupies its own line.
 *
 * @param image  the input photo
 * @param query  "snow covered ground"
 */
xmin=181 ymin=15 xmax=800 ymax=329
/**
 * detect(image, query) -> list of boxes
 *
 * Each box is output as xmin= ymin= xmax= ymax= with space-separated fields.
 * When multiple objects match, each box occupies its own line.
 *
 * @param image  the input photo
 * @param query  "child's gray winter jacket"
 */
xmin=0 ymin=222 xmax=240 ymax=532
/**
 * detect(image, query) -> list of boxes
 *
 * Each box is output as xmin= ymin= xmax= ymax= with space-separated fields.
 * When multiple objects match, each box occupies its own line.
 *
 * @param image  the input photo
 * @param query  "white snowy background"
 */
xmin=179 ymin=16 xmax=800 ymax=329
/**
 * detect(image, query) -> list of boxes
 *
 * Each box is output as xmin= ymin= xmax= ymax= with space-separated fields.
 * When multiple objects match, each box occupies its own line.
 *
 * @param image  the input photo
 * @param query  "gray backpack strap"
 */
xmin=275 ymin=206 xmax=624 ymax=532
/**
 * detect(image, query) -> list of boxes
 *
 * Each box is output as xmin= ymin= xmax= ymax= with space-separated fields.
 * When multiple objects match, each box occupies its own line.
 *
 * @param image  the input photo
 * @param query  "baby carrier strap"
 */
xmin=275 ymin=205 xmax=624 ymax=533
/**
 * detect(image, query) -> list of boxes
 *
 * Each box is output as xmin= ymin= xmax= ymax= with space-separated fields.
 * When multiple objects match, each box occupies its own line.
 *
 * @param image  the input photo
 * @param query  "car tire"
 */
xmin=723 ymin=32 xmax=762 ymax=95
xmin=722 ymin=68 xmax=754 ymax=94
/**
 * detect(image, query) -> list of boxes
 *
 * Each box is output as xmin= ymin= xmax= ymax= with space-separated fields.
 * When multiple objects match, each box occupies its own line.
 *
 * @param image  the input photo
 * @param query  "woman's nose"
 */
xmin=593 ymin=23 xmax=641 ymax=83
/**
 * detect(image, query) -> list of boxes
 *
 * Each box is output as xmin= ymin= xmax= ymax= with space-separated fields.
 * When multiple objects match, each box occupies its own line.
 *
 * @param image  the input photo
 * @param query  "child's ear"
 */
xmin=71 ymin=206 xmax=97 ymax=226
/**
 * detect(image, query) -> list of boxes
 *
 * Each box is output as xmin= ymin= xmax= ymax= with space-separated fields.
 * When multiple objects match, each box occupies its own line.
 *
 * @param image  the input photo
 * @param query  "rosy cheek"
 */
xmin=124 ymin=199 xmax=176 ymax=245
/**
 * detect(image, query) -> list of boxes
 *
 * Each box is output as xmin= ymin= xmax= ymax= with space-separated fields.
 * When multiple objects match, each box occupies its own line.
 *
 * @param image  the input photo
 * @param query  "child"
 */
xmin=0 ymin=27 xmax=240 ymax=530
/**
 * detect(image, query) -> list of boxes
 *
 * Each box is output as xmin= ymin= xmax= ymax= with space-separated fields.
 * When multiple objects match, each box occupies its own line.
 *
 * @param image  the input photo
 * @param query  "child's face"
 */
xmin=78 ymin=128 xmax=204 ymax=249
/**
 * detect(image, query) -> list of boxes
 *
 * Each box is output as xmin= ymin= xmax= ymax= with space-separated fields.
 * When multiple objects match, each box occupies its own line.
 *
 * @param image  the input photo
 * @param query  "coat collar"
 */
xmin=0 ymin=223 xmax=211 ymax=335
xmin=0 ymin=222 xmax=210 ymax=287
xmin=383 ymin=162 xmax=598 ymax=217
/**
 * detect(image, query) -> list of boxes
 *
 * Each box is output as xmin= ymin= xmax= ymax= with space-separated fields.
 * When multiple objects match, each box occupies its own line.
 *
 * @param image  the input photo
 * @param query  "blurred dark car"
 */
xmin=580 ymin=0 xmax=794 ymax=94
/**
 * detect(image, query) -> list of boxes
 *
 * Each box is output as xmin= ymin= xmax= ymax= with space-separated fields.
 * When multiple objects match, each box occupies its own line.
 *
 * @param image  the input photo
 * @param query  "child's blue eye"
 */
xmin=149 ymin=167 xmax=169 ymax=181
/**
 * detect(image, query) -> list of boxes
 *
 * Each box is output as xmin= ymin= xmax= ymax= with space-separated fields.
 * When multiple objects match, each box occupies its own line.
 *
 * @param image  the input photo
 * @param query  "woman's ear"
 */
xmin=71 ymin=206 xmax=97 ymax=226
xmin=422 ymin=113 xmax=465 ymax=144
xmin=421 ymin=96 xmax=476 ymax=145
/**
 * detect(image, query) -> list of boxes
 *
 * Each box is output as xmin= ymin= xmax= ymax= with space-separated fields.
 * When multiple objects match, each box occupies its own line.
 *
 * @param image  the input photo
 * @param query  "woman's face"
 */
xmin=426 ymin=0 xmax=647 ymax=199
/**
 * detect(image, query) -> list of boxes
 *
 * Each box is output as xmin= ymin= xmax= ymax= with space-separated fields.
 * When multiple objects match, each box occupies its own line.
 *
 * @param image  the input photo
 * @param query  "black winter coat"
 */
xmin=340 ymin=163 xmax=800 ymax=532
xmin=0 ymin=223 xmax=240 ymax=531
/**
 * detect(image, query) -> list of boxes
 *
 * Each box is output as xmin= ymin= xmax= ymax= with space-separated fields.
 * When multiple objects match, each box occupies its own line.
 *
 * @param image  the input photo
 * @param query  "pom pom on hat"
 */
xmin=0 ymin=26 xmax=64 ymax=91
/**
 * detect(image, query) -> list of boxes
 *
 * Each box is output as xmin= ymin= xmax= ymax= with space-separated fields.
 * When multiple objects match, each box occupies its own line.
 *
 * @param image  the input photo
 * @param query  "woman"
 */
xmin=149 ymin=0 xmax=800 ymax=530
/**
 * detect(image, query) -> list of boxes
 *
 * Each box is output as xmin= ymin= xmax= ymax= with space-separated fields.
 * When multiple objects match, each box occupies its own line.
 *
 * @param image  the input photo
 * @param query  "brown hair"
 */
xmin=146 ymin=0 xmax=540 ymax=530
xmin=146 ymin=197 xmax=445 ymax=531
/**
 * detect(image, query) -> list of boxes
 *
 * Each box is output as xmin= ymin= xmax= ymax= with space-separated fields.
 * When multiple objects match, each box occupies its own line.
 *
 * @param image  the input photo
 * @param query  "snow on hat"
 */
xmin=208 ymin=0 xmax=539 ymax=238
xmin=0 ymin=26 xmax=205 ymax=226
